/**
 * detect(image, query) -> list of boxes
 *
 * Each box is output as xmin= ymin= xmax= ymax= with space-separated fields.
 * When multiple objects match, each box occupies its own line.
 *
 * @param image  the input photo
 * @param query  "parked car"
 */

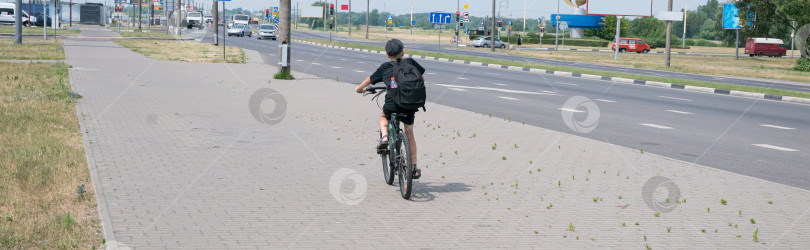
xmin=745 ymin=38 xmax=786 ymax=57
xmin=227 ymin=24 xmax=251 ymax=37
xmin=0 ymin=3 xmax=37 ymax=27
xmin=204 ymin=15 xmax=213 ymax=23
xmin=472 ymin=36 xmax=506 ymax=48
xmin=611 ymin=37 xmax=650 ymax=53
xmin=256 ymin=24 xmax=276 ymax=40
xmin=30 ymin=12 xmax=51 ymax=27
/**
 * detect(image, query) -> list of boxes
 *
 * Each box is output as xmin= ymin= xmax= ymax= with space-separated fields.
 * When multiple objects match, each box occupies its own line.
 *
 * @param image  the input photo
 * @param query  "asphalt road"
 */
xmin=196 ymin=27 xmax=810 ymax=190
xmin=292 ymin=30 xmax=810 ymax=93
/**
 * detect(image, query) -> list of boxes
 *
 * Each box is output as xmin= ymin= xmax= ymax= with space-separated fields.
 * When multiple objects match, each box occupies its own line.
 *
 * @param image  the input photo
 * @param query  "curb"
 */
xmin=293 ymin=39 xmax=810 ymax=105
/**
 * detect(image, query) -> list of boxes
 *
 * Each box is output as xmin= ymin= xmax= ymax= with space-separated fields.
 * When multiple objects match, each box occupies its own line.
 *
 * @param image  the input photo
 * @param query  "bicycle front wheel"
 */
xmin=382 ymin=143 xmax=394 ymax=185
xmin=397 ymin=133 xmax=413 ymax=199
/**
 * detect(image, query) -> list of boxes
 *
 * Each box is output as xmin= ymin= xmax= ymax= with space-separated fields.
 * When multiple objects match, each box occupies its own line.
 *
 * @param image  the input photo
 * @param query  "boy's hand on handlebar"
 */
xmin=355 ymin=86 xmax=365 ymax=94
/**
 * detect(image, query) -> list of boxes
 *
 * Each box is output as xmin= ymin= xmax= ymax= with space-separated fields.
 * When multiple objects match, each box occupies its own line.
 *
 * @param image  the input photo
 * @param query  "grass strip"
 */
xmin=115 ymin=39 xmax=245 ymax=63
xmin=0 ymin=62 xmax=103 ymax=249
xmin=115 ymin=29 xmax=181 ymax=39
xmin=0 ymin=26 xmax=81 ymax=35
xmin=0 ymin=38 xmax=65 ymax=60
xmin=299 ymin=38 xmax=810 ymax=99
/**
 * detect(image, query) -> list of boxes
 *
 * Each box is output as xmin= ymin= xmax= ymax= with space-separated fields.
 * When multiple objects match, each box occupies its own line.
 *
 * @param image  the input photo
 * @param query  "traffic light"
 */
xmin=265 ymin=9 xmax=269 ymax=18
xmin=540 ymin=27 xmax=545 ymax=32
xmin=498 ymin=20 xmax=502 ymax=27
xmin=456 ymin=11 xmax=460 ymax=22
xmin=330 ymin=4 xmax=334 ymax=15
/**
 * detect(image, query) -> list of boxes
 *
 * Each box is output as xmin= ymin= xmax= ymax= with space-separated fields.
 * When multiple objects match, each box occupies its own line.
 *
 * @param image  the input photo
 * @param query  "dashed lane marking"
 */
xmin=752 ymin=144 xmax=798 ymax=152
xmin=658 ymin=95 xmax=692 ymax=102
xmin=639 ymin=123 xmax=674 ymax=129
xmin=760 ymin=124 xmax=795 ymax=130
xmin=595 ymin=99 xmax=615 ymax=103
xmin=666 ymin=110 xmax=693 ymax=115
xmin=498 ymin=96 xmax=519 ymax=101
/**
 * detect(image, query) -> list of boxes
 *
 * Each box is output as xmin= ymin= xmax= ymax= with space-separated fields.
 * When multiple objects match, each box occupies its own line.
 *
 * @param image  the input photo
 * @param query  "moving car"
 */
xmin=256 ymin=24 xmax=277 ymax=40
xmin=30 ymin=12 xmax=51 ymax=27
xmin=611 ymin=38 xmax=650 ymax=53
xmin=227 ymin=24 xmax=251 ymax=37
xmin=0 ymin=3 xmax=37 ymax=26
xmin=745 ymin=38 xmax=787 ymax=57
xmin=204 ymin=15 xmax=213 ymax=23
xmin=472 ymin=36 xmax=506 ymax=48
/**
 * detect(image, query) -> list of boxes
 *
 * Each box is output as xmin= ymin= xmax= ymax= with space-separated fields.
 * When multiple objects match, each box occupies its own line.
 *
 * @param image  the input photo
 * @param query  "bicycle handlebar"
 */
xmin=364 ymin=86 xmax=387 ymax=94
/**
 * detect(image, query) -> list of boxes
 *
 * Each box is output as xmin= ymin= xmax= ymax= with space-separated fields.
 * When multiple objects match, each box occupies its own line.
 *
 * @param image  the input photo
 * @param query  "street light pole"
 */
xmin=365 ymin=0 xmax=368 ymax=40
xmin=555 ymin=0 xmax=559 ymax=50
xmin=665 ymin=0 xmax=672 ymax=68
xmin=491 ymin=0 xmax=495 ymax=52
xmin=14 ymin=0 xmax=21 ymax=44
xmin=279 ymin=0 xmax=291 ymax=73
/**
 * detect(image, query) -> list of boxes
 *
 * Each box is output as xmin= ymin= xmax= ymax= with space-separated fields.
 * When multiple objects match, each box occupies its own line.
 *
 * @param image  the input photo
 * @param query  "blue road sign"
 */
xmin=411 ymin=20 xmax=416 ymax=26
xmin=429 ymin=12 xmax=451 ymax=24
xmin=274 ymin=19 xmax=279 ymax=24
xmin=388 ymin=15 xmax=393 ymax=21
xmin=273 ymin=7 xmax=278 ymax=12
xmin=215 ymin=0 xmax=230 ymax=2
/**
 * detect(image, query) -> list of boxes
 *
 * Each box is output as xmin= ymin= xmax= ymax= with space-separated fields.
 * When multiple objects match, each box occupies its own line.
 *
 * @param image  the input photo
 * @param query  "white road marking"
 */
xmin=498 ymin=96 xmax=519 ymax=101
xmin=426 ymin=72 xmax=437 ymax=75
xmin=559 ymin=108 xmax=584 ymax=113
xmin=639 ymin=123 xmax=674 ymax=129
xmin=595 ymin=99 xmax=615 ymax=103
xmin=449 ymin=88 xmax=467 ymax=91
xmin=752 ymin=144 xmax=799 ymax=152
xmin=296 ymin=59 xmax=304 ymax=62
xmin=457 ymin=77 xmax=468 ymax=80
xmin=331 ymin=66 xmax=342 ymax=69
xmin=555 ymin=81 xmax=578 ymax=86
xmin=357 ymin=62 xmax=365 ymax=64
xmin=666 ymin=110 xmax=693 ymax=115
xmin=340 ymin=59 xmax=347 ymax=61
xmin=493 ymin=83 xmax=508 ymax=86
xmin=311 ymin=62 xmax=321 ymax=65
xmin=658 ymin=95 xmax=692 ymax=102
xmin=354 ymin=70 xmax=365 ymax=73
xmin=760 ymin=124 xmax=795 ymax=130
xmin=484 ymin=72 xmax=500 ymax=76
xmin=436 ymin=84 xmax=559 ymax=95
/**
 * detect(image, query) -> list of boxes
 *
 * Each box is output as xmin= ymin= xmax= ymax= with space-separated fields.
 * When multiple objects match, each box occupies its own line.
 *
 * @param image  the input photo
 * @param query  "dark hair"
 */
xmin=385 ymin=39 xmax=404 ymax=57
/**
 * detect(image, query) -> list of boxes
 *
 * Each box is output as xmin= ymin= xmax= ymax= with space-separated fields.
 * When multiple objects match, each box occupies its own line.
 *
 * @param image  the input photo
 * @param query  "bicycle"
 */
xmin=450 ymin=34 xmax=466 ymax=45
xmin=364 ymin=86 xmax=415 ymax=199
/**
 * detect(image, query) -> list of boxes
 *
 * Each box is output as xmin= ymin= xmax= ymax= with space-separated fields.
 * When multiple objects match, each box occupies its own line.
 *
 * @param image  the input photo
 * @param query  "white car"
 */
xmin=256 ymin=24 xmax=276 ymax=40
xmin=472 ymin=36 xmax=506 ymax=49
xmin=227 ymin=24 xmax=251 ymax=37
xmin=0 ymin=3 xmax=37 ymax=27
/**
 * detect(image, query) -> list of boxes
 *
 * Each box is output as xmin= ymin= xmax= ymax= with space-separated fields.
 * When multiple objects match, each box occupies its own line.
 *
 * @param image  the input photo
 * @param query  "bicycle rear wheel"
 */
xmin=397 ymin=132 xmax=414 ymax=199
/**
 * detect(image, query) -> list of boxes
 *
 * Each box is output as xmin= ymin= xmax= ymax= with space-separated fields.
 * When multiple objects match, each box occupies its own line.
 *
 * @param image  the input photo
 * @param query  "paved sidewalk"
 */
xmin=67 ymin=28 xmax=810 ymax=249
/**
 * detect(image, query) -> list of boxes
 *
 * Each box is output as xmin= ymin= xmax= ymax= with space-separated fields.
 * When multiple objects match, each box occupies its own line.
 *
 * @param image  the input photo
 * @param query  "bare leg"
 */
xmin=404 ymin=124 xmax=418 ymax=173
xmin=379 ymin=112 xmax=389 ymax=142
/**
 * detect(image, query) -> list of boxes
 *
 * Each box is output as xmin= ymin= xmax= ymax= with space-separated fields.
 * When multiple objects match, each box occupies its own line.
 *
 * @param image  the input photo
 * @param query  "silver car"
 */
xmin=256 ymin=24 xmax=277 ymax=40
xmin=472 ymin=36 xmax=506 ymax=49
xmin=227 ymin=24 xmax=251 ymax=37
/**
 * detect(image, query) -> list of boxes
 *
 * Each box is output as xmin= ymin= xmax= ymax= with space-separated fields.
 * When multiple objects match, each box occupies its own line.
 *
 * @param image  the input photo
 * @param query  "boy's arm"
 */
xmin=355 ymin=77 xmax=372 ymax=93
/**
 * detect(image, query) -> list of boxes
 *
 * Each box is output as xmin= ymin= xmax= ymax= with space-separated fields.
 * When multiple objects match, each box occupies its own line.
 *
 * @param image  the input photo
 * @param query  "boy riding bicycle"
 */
xmin=355 ymin=39 xmax=426 ymax=179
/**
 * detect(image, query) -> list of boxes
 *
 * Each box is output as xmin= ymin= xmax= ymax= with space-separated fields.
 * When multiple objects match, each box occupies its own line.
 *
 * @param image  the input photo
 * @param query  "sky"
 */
xmin=220 ymin=0 xmax=712 ymax=19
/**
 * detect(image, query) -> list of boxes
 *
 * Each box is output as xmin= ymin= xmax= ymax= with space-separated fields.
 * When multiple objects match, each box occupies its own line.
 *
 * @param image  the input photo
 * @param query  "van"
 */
xmin=611 ymin=37 xmax=651 ymax=53
xmin=0 ymin=3 xmax=37 ymax=27
xmin=745 ymin=38 xmax=787 ymax=57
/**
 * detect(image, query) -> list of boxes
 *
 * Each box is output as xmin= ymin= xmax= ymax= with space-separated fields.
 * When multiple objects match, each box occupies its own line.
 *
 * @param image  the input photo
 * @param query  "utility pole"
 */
xmin=69 ymin=0 xmax=72 ymax=27
xmin=137 ymin=0 xmax=141 ymax=29
xmin=43 ymin=0 xmax=47 ymax=40
xmin=791 ymin=20 xmax=795 ymax=58
xmin=348 ymin=0 xmax=351 ymax=35
xmin=410 ymin=0 xmax=412 ymax=39
xmin=522 ymin=0 xmax=526 ymax=35
xmin=682 ymin=1 xmax=686 ymax=49
xmin=555 ymin=0 xmax=559 ymax=50
xmin=14 ymin=0 xmax=21 ymax=44
xmin=212 ymin=0 xmax=217 ymax=45
xmin=614 ymin=16 xmax=620 ymax=60
xmin=664 ymin=0 xmax=672 ymax=67
xmin=323 ymin=1 xmax=326 ymax=31
xmin=365 ymin=0 xmax=368 ymax=40
xmin=491 ymin=0 xmax=495 ymax=52
xmin=278 ymin=0 xmax=291 ymax=73
xmin=176 ymin=0 xmax=181 ymax=35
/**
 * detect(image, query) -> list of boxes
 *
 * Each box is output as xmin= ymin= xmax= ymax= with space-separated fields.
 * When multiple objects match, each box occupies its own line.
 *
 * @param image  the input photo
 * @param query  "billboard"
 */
xmin=550 ymin=14 xmax=605 ymax=29
xmin=301 ymin=6 xmax=323 ymax=18
xmin=586 ymin=0 xmax=653 ymax=17
xmin=722 ymin=3 xmax=741 ymax=29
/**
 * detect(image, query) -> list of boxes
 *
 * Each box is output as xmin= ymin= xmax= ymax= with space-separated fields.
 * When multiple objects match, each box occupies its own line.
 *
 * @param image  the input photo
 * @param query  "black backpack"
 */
xmin=389 ymin=59 xmax=426 ymax=111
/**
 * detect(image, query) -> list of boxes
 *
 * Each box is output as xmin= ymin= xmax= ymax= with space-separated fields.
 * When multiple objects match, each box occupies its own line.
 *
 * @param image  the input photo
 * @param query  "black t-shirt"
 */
xmin=369 ymin=58 xmax=426 ymax=111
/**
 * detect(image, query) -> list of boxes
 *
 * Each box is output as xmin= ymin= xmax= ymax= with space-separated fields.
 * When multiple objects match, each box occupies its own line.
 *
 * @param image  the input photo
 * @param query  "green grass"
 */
xmin=115 ymin=29 xmax=181 ymax=39
xmin=299 ymin=38 xmax=810 ymax=99
xmin=0 ymin=26 xmax=81 ymax=35
xmin=0 ymin=62 xmax=102 ymax=248
xmin=115 ymin=39 xmax=245 ymax=63
xmin=0 ymin=38 xmax=65 ymax=60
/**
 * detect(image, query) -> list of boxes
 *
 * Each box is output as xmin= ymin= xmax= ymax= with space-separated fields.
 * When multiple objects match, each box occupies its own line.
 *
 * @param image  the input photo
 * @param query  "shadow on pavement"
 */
xmin=409 ymin=182 xmax=473 ymax=202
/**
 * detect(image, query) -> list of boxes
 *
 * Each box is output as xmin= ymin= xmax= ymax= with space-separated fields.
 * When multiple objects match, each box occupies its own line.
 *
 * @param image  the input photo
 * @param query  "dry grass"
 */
xmin=0 ymin=26 xmax=81 ymax=36
xmin=115 ymin=39 xmax=245 ymax=63
xmin=0 ymin=62 xmax=103 ymax=249
xmin=452 ymin=47 xmax=810 ymax=83
xmin=296 ymin=25 xmax=464 ymax=44
xmin=115 ymin=29 xmax=180 ymax=38
xmin=0 ymin=38 xmax=65 ymax=60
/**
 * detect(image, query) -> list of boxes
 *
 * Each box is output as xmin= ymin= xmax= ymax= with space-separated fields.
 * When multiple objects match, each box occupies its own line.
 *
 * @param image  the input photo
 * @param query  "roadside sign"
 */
xmin=274 ymin=19 xmax=279 ymax=24
xmin=388 ymin=15 xmax=392 ymax=21
xmin=273 ymin=7 xmax=278 ymax=12
xmin=341 ymin=4 xmax=348 ymax=10
xmin=430 ymin=12 xmax=452 ymax=24
xmin=411 ymin=20 xmax=416 ymax=26
xmin=463 ymin=4 xmax=469 ymax=10
xmin=463 ymin=12 xmax=469 ymax=22
xmin=559 ymin=21 xmax=568 ymax=31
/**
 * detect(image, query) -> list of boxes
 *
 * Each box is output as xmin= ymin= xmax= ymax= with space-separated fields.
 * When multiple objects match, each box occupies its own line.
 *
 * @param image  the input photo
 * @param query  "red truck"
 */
xmin=745 ymin=38 xmax=787 ymax=57
xmin=611 ymin=38 xmax=651 ymax=53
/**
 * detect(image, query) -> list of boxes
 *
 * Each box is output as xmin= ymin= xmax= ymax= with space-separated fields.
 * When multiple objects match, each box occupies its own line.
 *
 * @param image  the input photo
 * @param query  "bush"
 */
xmin=796 ymin=57 xmax=810 ymax=72
xmin=470 ymin=33 xmax=609 ymax=47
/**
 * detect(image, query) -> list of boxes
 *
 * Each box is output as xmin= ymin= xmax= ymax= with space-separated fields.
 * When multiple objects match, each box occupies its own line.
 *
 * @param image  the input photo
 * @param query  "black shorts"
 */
xmin=383 ymin=109 xmax=415 ymax=125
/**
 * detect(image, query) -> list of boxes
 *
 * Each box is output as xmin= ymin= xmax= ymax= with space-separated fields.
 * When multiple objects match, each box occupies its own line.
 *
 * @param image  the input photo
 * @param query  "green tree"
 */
xmin=628 ymin=16 xmax=666 ymax=39
xmin=737 ymin=0 xmax=809 ymax=57
xmin=585 ymin=16 xmax=629 ymax=41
